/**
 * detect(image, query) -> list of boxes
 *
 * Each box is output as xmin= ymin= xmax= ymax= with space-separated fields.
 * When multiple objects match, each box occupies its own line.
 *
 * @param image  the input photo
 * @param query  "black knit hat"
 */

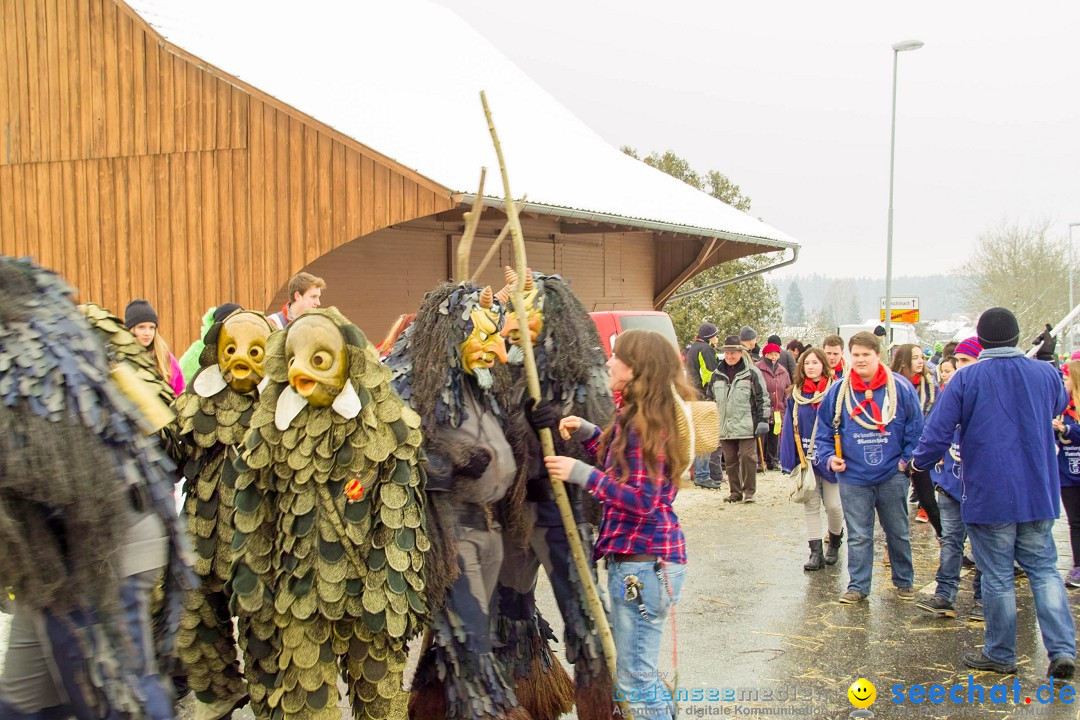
xmin=212 ymin=303 xmax=242 ymax=324
xmin=739 ymin=326 xmax=757 ymax=342
xmin=977 ymin=307 xmax=1020 ymax=349
xmin=767 ymin=334 xmax=782 ymax=345
xmin=697 ymin=322 xmax=718 ymax=341
xmin=124 ymin=299 xmax=158 ymax=329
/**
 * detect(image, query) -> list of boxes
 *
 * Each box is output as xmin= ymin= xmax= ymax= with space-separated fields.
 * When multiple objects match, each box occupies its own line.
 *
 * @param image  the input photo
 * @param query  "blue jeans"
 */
xmin=935 ymin=490 xmax=966 ymax=603
xmin=609 ymin=559 xmax=686 ymax=720
xmin=837 ymin=473 xmax=914 ymax=594
xmin=967 ymin=521 xmax=1076 ymax=666
xmin=693 ymin=455 xmax=711 ymax=483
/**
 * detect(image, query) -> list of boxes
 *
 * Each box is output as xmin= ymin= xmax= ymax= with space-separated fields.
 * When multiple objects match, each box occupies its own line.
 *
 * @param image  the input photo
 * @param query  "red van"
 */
xmin=589 ymin=311 xmax=680 ymax=358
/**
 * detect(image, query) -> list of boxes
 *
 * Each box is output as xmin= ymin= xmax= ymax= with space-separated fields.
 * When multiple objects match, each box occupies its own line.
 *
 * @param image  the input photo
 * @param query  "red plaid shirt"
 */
xmin=582 ymin=422 xmax=686 ymax=563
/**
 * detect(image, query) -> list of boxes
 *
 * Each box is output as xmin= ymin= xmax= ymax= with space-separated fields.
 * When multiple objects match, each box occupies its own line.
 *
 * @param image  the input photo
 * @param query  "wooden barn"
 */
xmin=0 ymin=0 xmax=800 ymax=349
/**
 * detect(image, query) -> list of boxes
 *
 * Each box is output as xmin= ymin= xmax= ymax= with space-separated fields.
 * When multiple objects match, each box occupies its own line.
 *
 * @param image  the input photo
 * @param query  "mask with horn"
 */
xmin=497 ymin=266 xmax=545 ymax=365
xmin=460 ymin=285 xmax=508 ymax=389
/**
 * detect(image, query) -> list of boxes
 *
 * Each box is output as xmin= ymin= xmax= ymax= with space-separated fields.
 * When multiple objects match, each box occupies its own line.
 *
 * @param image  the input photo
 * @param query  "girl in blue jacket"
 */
xmin=780 ymin=348 xmax=841 ymax=571
xmin=1054 ymin=361 xmax=1080 ymax=588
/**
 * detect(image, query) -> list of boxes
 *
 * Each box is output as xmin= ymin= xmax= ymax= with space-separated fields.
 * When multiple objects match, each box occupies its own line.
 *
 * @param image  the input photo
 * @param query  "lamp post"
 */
xmin=1070 ymin=222 xmax=1080 ymax=354
xmin=884 ymin=39 xmax=923 ymax=349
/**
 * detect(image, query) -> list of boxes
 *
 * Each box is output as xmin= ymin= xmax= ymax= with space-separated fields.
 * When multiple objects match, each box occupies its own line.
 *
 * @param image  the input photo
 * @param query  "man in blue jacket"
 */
xmin=815 ymin=331 xmax=924 ymax=605
xmin=911 ymin=308 xmax=1075 ymax=681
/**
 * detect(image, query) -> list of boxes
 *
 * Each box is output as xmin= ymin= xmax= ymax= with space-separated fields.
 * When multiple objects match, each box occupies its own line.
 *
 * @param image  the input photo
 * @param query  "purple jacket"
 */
xmin=756 ymin=358 xmax=791 ymax=414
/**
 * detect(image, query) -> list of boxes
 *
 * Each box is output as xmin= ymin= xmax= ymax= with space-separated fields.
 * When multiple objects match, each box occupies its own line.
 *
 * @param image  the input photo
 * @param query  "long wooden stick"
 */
xmin=470 ymin=196 xmax=526 ymax=284
xmin=456 ymin=167 xmax=487 ymax=278
xmin=480 ymin=90 xmax=629 ymax=718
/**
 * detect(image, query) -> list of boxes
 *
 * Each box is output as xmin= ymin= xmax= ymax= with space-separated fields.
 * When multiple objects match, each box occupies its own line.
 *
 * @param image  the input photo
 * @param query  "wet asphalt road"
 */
xmin=8 ymin=469 xmax=1080 ymax=719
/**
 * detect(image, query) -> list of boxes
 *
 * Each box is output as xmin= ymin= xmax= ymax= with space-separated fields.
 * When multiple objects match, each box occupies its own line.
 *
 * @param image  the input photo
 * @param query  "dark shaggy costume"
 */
xmin=496 ymin=273 xmax=616 ymax=720
xmin=386 ymin=282 xmax=531 ymax=720
xmin=0 ymin=257 xmax=194 ymax=719
xmin=171 ymin=310 xmax=273 ymax=712
xmin=230 ymin=307 xmax=428 ymax=720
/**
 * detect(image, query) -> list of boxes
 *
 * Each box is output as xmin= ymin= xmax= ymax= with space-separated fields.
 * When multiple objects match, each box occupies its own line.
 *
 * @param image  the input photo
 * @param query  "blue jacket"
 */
xmin=779 ymin=395 xmax=836 ymax=483
xmin=1056 ymin=413 xmax=1080 ymax=488
xmin=912 ymin=354 xmax=1069 ymax=523
xmin=814 ymin=369 xmax=924 ymax=486
xmin=928 ymin=426 xmax=962 ymax=503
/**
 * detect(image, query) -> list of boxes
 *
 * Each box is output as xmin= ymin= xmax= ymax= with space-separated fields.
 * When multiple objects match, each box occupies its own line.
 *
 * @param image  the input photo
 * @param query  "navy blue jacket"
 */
xmin=814 ymin=368 xmax=924 ymax=486
xmin=928 ymin=427 xmax=962 ymax=503
xmin=779 ymin=395 xmax=836 ymax=483
xmin=913 ymin=354 xmax=1069 ymax=524
xmin=1056 ymin=413 xmax=1080 ymax=488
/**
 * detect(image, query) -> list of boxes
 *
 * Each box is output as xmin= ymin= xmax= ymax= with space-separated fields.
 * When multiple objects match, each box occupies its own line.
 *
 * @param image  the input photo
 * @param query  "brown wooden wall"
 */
xmin=285 ymin=214 xmax=660 ymax=339
xmin=0 ymin=0 xmax=453 ymax=350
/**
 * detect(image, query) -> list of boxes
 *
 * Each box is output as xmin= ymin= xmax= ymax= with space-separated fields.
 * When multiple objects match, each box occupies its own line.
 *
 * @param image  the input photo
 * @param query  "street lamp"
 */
xmin=884 ymin=39 xmax=924 ymax=349
xmin=1070 ymin=222 xmax=1080 ymax=354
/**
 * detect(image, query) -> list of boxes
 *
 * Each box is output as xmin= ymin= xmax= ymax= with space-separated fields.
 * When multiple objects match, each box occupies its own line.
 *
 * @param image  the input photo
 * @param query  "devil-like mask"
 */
xmin=286 ymin=314 xmax=348 ymax=407
xmin=217 ymin=312 xmax=272 ymax=394
xmin=496 ymin=267 xmax=544 ymax=364
xmin=459 ymin=286 xmax=508 ymax=382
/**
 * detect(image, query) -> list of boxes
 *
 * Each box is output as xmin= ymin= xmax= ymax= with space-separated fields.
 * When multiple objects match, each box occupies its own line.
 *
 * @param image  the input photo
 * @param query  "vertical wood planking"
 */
xmin=359 ymin=155 xmax=374 ymax=237
xmin=10 ymin=164 xmax=26 ymax=257
xmin=84 ymin=161 xmax=102 ymax=302
xmin=116 ymin=12 xmax=133 ymax=156
xmin=97 ymin=159 xmax=115 ymax=307
xmin=130 ymin=14 xmax=145 ymax=155
xmin=58 ymin=0 xmax=76 ymax=161
xmin=2 ymin=0 xmax=21 ymax=163
xmin=316 ymin=132 xmax=331 ymax=258
xmin=171 ymin=52 xmax=185 ymax=153
xmin=45 ymin=0 xmax=62 ymax=161
xmin=182 ymin=150 xmax=200 ymax=338
xmin=73 ymin=160 xmax=90 ymax=295
xmin=372 ymin=162 xmax=388 ymax=232
xmin=144 ymin=32 xmax=159 ymax=154
xmin=273 ymin=110 xmax=288 ymax=297
xmin=202 ymin=150 xmax=219 ymax=306
xmin=33 ymin=164 xmax=51 ymax=268
xmin=331 ymin=140 xmax=346 ymax=249
xmin=112 ymin=158 xmax=130 ymax=302
xmin=247 ymin=101 xmax=264 ymax=307
xmin=88 ymin=0 xmax=105 ymax=157
xmin=22 ymin=0 xmax=41 ymax=160
xmin=231 ymin=85 xmax=246 ymax=148
xmin=232 ymin=149 xmax=250 ymax=307
xmin=344 ymin=149 xmax=359 ymax=239
xmin=75 ymin=0 xmax=92 ymax=158
xmin=101 ymin=0 xmax=119 ymax=157
xmin=13 ymin=0 xmax=31 ymax=160
xmin=302 ymin=124 xmax=317 ymax=260
xmin=0 ymin=167 xmax=13 ymax=257
xmin=47 ymin=162 xmax=63 ymax=272
xmin=137 ymin=155 xmax=155 ymax=307
xmin=287 ymin=115 xmax=303 ymax=275
xmin=185 ymin=62 xmax=199 ymax=153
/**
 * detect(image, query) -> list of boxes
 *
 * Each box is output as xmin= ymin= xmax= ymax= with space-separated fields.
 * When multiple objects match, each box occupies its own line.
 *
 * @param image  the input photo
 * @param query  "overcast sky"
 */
xmin=431 ymin=1 xmax=1080 ymax=278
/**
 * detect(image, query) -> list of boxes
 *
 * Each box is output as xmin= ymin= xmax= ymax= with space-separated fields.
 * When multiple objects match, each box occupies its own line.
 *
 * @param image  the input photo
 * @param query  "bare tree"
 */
xmin=962 ymin=217 xmax=1067 ymax=344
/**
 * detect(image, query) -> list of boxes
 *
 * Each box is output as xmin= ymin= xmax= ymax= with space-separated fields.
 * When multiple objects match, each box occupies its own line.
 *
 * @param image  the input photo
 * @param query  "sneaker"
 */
xmin=694 ymin=478 xmax=723 ymax=490
xmin=1048 ymin=656 xmax=1076 ymax=681
xmin=963 ymin=651 xmax=1017 ymax=674
xmin=916 ymin=508 xmax=929 ymax=523
xmin=743 ymin=495 xmax=755 ymax=504
xmin=838 ymin=590 xmax=867 ymax=605
xmin=895 ymin=586 xmax=916 ymax=601
xmin=915 ymin=594 xmax=956 ymax=618
xmin=968 ymin=602 xmax=984 ymax=623
xmin=1067 ymin=568 xmax=1080 ymax=588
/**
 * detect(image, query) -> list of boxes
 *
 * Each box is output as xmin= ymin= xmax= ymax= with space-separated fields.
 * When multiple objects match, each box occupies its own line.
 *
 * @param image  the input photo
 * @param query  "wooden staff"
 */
xmin=455 ymin=167 xmax=487 ymax=278
xmin=470 ymin=196 xmax=526 ymax=283
xmin=757 ymin=436 xmax=766 ymax=473
xmin=480 ymin=91 xmax=629 ymax=718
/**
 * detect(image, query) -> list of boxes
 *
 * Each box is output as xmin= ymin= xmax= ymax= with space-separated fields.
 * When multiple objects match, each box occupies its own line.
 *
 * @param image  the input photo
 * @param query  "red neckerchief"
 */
xmin=802 ymin=377 xmax=828 ymax=409
xmin=907 ymin=374 xmax=920 ymax=387
xmin=849 ymin=364 xmax=889 ymax=433
xmin=833 ymin=360 xmax=845 ymax=377
xmin=280 ymin=303 xmax=293 ymax=323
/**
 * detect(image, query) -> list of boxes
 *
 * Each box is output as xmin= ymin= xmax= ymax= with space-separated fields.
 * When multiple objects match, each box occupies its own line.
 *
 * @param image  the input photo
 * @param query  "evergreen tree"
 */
xmin=784 ymin=282 xmax=806 ymax=326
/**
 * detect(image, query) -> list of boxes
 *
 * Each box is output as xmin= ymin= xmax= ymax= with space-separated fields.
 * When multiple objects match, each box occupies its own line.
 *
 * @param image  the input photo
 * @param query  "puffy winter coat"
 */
xmin=711 ymin=359 xmax=768 ymax=440
xmin=756 ymin=358 xmax=791 ymax=415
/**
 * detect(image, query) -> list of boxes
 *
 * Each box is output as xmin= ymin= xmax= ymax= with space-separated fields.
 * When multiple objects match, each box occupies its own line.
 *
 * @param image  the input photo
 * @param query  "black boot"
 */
xmin=804 ymin=540 xmax=825 ymax=571
xmin=825 ymin=530 xmax=843 ymax=565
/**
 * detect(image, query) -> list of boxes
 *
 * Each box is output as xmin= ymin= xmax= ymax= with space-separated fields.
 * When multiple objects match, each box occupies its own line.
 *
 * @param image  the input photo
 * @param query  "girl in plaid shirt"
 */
xmin=546 ymin=329 xmax=693 ymax=720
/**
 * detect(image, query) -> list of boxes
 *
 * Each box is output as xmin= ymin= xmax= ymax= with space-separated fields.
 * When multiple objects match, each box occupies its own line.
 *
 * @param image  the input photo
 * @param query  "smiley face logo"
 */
xmin=848 ymin=678 xmax=876 ymax=709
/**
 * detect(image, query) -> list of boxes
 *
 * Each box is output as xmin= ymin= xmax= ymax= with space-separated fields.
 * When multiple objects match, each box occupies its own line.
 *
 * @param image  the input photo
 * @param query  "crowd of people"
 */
xmin=685 ymin=311 xmax=1080 ymax=686
xmin=3 ymin=253 xmax=1080 ymax=720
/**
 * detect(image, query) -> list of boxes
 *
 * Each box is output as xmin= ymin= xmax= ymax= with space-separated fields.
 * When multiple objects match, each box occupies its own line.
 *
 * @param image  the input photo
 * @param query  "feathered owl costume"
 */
xmin=230 ymin=307 xmax=428 ymax=720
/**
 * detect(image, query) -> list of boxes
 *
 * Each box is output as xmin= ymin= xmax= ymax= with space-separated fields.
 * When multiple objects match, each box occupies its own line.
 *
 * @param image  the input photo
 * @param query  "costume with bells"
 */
xmin=171 ymin=309 xmax=274 ymax=716
xmin=0 ymin=257 xmax=194 ymax=719
xmin=386 ymin=282 xmax=531 ymax=720
xmin=230 ymin=307 xmax=429 ymax=720
xmin=494 ymin=268 xmax=616 ymax=720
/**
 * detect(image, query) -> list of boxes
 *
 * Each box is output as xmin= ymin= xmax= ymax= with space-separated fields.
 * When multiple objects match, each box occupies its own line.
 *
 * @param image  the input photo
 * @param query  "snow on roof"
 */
xmin=124 ymin=0 xmax=799 ymax=249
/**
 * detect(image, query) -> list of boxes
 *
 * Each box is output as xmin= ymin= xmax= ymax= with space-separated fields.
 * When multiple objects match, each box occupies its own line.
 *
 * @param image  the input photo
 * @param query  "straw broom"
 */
xmin=479 ymin=90 xmax=630 ymax=719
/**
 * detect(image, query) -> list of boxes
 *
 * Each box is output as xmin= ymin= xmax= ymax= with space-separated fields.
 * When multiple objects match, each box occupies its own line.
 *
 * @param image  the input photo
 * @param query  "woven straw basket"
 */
xmin=674 ymin=393 xmax=721 ymax=460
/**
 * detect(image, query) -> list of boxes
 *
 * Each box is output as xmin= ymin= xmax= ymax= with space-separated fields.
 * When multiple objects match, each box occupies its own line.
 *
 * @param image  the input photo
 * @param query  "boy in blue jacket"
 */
xmin=911 ymin=308 xmax=1075 ymax=681
xmin=814 ymin=332 xmax=924 ymax=605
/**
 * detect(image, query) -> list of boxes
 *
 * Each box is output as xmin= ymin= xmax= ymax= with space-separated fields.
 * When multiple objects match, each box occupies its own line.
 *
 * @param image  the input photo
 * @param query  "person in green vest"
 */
xmin=686 ymin=322 xmax=723 ymax=488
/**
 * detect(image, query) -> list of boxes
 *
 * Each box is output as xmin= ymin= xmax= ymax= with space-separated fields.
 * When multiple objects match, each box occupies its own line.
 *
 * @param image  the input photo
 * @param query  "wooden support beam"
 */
xmin=652 ymin=235 xmax=726 ymax=309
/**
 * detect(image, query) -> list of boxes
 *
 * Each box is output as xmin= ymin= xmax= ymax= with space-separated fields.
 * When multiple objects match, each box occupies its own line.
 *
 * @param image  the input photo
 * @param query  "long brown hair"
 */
xmin=1066 ymin=361 xmax=1080 ymax=409
xmin=891 ymin=343 xmax=931 ymax=384
xmin=147 ymin=329 xmax=171 ymax=382
xmin=792 ymin=347 xmax=833 ymax=387
xmin=596 ymin=329 xmax=696 ymax=484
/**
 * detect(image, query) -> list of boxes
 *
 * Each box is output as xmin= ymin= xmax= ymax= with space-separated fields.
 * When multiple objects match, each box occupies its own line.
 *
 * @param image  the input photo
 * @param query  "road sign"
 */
xmin=880 ymin=296 xmax=920 ymax=323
